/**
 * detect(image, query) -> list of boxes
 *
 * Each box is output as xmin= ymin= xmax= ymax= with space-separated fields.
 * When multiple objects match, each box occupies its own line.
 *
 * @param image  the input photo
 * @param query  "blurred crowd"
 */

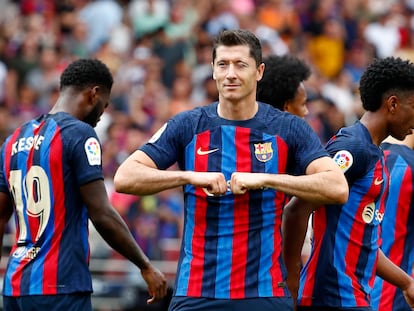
xmin=1 ymin=0 xmax=414 ymax=261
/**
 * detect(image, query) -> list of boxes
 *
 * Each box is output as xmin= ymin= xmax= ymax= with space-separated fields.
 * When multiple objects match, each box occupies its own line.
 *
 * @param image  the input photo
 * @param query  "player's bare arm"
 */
xmin=282 ymin=197 xmax=317 ymax=304
xmin=81 ymin=180 xmax=168 ymax=303
xmin=0 ymin=192 xmax=13 ymax=262
xmin=376 ymin=249 xmax=414 ymax=308
xmin=114 ymin=150 xmax=228 ymax=196
xmin=231 ymin=156 xmax=348 ymax=204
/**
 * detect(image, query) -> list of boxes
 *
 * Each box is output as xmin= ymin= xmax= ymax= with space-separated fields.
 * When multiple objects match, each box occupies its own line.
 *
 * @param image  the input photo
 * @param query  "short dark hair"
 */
xmin=60 ymin=58 xmax=113 ymax=92
xmin=212 ymin=29 xmax=262 ymax=67
xmin=359 ymin=57 xmax=414 ymax=111
xmin=257 ymin=55 xmax=311 ymax=110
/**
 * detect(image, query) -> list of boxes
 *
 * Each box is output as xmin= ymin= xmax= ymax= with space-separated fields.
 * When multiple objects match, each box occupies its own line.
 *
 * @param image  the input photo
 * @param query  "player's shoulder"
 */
xmin=169 ymin=103 xmax=212 ymax=122
xmin=328 ymin=122 xmax=372 ymax=149
xmin=166 ymin=103 xmax=220 ymax=134
xmin=258 ymin=101 xmax=292 ymax=118
xmin=256 ymin=101 xmax=301 ymax=127
xmin=328 ymin=122 xmax=382 ymax=171
xmin=51 ymin=112 xmax=96 ymax=137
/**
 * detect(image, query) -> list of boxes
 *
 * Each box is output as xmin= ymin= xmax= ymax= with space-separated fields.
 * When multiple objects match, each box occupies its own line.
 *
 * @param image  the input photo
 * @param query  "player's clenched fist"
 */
xmin=229 ymin=172 xmax=266 ymax=194
xmin=190 ymin=172 xmax=227 ymax=196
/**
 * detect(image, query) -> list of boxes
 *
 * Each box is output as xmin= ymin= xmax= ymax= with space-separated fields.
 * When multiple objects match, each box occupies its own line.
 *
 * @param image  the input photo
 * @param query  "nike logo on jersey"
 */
xmin=197 ymin=147 xmax=219 ymax=155
xmin=374 ymin=177 xmax=384 ymax=185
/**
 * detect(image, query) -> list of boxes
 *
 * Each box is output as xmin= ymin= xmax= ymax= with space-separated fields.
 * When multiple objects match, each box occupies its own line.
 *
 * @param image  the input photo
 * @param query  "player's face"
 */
xmin=390 ymin=93 xmax=414 ymax=140
xmin=212 ymin=45 xmax=264 ymax=103
xmin=285 ymin=83 xmax=309 ymax=118
xmin=83 ymin=89 xmax=110 ymax=128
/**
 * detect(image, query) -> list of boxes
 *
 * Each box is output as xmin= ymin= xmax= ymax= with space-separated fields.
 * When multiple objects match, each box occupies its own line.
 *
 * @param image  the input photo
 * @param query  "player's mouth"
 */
xmin=224 ymin=84 xmax=240 ymax=89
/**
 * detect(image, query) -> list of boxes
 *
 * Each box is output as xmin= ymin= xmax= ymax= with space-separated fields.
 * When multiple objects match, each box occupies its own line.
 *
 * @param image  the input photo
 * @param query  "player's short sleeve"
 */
xmin=325 ymin=135 xmax=370 ymax=185
xmin=288 ymin=118 xmax=329 ymax=175
xmin=140 ymin=112 xmax=192 ymax=170
xmin=67 ymin=122 xmax=104 ymax=185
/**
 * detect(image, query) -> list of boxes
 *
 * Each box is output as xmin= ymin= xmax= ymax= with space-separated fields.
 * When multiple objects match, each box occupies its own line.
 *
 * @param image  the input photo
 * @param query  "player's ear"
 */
xmin=386 ymin=95 xmax=398 ymax=114
xmin=88 ymin=86 xmax=100 ymax=106
xmin=211 ymin=62 xmax=216 ymax=80
xmin=257 ymin=62 xmax=265 ymax=81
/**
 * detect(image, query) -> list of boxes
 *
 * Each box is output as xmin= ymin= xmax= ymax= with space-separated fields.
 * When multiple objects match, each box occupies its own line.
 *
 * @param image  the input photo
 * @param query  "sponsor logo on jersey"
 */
xmin=361 ymin=202 xmax=384 ymax=224
xmin=254 ymin=142 xmax=273 ymax=162
xmin=197 ymin=147 xmax=219 ymax=155
xmin=84 ymin=137 xmax=101 ymax=165
xmin=333 ymin=150 xmax=353 ymax=172
xmin=12 ymin=246 xmax=41 ymax=262
xmin=375 ymin=209 xmax=384 ymax=223
xmin=362 ymin=202 xmax=375 ymax=223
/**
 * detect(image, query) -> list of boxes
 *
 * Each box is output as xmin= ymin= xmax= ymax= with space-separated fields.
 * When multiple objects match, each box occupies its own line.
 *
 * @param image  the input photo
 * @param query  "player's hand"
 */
xmin=402 ymin=278 xmax=414 ymax=309
xmin=230 ymin=172 xmax=265 ymax=194
xmin=140 ymin=264 xmax=168 ymax=304
xmin=191 ymin=172 xmax=227 ymax=196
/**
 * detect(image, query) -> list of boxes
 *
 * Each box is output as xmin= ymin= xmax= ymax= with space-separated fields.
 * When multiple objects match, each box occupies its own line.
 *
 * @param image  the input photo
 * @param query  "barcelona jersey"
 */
xmin=0 ymin=112 xmax=103 ymax=296
xmin=140 ymin=102 xmax=328 ymax=299
xmin=371 ymin=142 xmax=414 ymax=311
xmin=298 ymin=121 xmax=388 ymax=308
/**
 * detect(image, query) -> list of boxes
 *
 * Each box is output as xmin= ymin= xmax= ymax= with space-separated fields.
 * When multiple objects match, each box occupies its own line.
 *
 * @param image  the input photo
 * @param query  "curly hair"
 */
xmin=359 ymin=57 xmax=414 ymax=112
xmin=60 ymin=58 xmax=113 ymax=92
xmin=257 ymin=55 xmax=311 ymax=110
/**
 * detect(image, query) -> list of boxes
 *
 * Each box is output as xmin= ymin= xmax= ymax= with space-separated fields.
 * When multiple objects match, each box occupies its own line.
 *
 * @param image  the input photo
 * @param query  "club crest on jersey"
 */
xmin=333 ymin=150 xmax=353 ymax=172
xmin=84 ymin=137 xmax=101 ymax=166
xmin=254 ymin=142 xmax=273 ymax=162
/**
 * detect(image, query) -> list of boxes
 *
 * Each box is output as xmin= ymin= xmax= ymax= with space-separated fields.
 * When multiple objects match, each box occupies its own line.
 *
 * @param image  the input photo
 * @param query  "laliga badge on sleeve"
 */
xmin=148 ymin=122 xmax=167 ymax=143
xmin=333 ymin=150 xmax=353 ymax=173
xmin=84 ymin=137 xmax=101 ymax=166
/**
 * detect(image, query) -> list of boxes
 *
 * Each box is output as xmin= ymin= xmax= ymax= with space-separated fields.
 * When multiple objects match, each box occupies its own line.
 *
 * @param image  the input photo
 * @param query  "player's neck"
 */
xmin=217 ymin=99 xmax=258 ymax=121
xmin=359 ymin=112 xmax=388 ymax=146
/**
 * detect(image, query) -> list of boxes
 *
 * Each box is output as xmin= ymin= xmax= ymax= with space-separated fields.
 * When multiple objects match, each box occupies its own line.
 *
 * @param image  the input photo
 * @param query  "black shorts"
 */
xmin=169 ymin=296 xmax=294 ymax=311
xmin=3 ymin=293 xmax=92 ymax=311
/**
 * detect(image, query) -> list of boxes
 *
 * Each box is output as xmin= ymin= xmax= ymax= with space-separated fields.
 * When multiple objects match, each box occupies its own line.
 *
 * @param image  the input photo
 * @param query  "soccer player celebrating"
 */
xmin=114 ymin=29 xmax=348 ymax=311
xmin=0 ymin=58 xmax=167 ymax=310
xmin=283 ymin=57 xmax=414 ymax=310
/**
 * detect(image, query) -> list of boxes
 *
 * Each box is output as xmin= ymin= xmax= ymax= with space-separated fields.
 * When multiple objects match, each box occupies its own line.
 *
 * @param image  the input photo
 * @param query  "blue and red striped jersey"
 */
xmin=298 ymin=121 xmax=388 ymax=308
xmin=0 ymin=112 xmax=103 ymax=296
xmin=140 ymin=102 xmax=328 ymax=299
xmin=371 ymin=142 xmax=414 ymax=311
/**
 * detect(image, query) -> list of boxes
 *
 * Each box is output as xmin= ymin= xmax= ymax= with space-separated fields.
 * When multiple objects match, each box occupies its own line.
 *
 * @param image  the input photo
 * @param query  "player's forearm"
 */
xmin=114 ymin=164 xmax=190 ymax=195
xmin=377 ymin=249 xmax=413 ymax=291
xmin=282 ymin=197 xmax=313 ymax=300
xmin=265 ymin=171 xmax=348 ymax=204
xmin=92 ymin=207 xmax=152 ymax=270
